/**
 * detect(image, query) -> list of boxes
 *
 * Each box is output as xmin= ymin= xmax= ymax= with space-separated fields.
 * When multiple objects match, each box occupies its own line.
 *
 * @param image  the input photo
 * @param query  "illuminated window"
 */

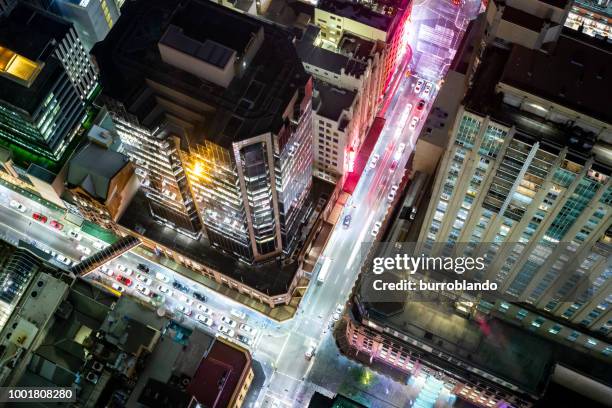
xmin=0 ymin=46 xmax=41 ymax=84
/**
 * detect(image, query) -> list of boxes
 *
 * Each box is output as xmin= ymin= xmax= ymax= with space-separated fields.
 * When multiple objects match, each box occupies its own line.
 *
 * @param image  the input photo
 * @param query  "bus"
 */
xmin=317 ymin=257 xmax=332 ymax=284
xmin=402 ymin=171 xmax=429 ymax=220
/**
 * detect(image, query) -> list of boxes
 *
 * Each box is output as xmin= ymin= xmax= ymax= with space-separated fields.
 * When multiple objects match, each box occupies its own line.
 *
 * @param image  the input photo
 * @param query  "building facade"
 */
xmin=51 ymin=0 xmax=121 ymax=50
xmin=314 ymin=0 xmax=411 ymax=92
xmin=416 ymin=31 xmax=612 ymax=335
xmin=0 ymin=3 xmax=97 ymax=160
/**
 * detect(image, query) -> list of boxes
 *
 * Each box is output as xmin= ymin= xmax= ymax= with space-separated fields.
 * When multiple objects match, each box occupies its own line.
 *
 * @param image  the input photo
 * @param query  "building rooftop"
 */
xmin=317 ymin=0 xmax=394 ymax=32
xmin=187 ymin=339 xmax=251 ymax=408
xmin=364 ymin=300 xmax=554 ymax=395
xmin=119 ymin=178 xmax=333 ymax=296
xmin=296 ymin=25 xmax=368 ymax=77
xmin=92 ymin=0 xmax=309 ymax=149
xmin=464 ymin=41 xmax=612 ymax=172
xmin=501 ymin=5 xmax=547 ymax=32
xmin=314 ymin=80 xmax=356 ymax=122
xmin=67 ymin=143 xmax=131 ymax=201
xmin=500 ymin=30 xmax=612 ymax=124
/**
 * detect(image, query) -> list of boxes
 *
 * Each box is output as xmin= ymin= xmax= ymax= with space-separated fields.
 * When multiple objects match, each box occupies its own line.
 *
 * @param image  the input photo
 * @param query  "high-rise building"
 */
xmin=50 ymin=0 xmax=121 ymax=50
xmin=417 ymin=29 xmax=612 ymax=333
xmin=92 ymin=0 xmax=313 ymax=263
xmin=0 ymin=2 xmax=97 ymax=160
xmin=565 ymin=0 xmax=612 ymax=40
xmin=314 ymin=0 xmax=411 ymax=92
xmin=296 ymin=25 xmax=385 ymax=184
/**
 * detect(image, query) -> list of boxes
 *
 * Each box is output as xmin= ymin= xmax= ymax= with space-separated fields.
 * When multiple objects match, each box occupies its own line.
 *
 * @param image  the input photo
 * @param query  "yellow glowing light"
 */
xmin=0 ymin=46 xmax=41 ymax=83
xmin=193 ymin=162 xmax=204 ymax=176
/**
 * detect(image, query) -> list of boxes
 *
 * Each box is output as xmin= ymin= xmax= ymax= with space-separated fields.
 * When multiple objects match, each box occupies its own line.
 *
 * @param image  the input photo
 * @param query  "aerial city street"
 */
xmin=0 ymin=0 xmax=609 ymax=407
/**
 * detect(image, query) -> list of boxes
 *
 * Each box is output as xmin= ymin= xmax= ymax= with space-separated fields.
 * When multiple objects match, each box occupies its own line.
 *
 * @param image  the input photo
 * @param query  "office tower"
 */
xmin=417 ymin=29 xmax=612 ymax=333
xmin=0 ymin=3 xmax=97 ymax=160
xmin=50 ymin=0 xmax=121 ymax=50
xmin=92 ymin=0 xmax=313 ymax=263
xmin=314 ymin=0 xmax=411 ymax=91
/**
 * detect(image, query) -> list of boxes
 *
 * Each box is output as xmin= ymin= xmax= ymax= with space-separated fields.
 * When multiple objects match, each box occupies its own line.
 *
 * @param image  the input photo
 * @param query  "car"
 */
xmin=176 ymin=305 xmax=192 ymax=316
xmin=368 ymin=154 xmax=380 ymax=169
xmin=390 ymin=160 xmax=398 ymax=171
xmin=196 ymin=314 xmax=213 ymax=327
xmin=370 ymin=221 xmax=382 ymax=237
xmin=41 ymin=247 xmax=51 ymax=255
xmin=55 ymin=254 xmax=72 ymax=266
xmin=197 ymin=304 xmax=212 ymax=315
xmin=305 ymin=346 xmax=316 ymax=360
xmin=69 ymin=231 xmax=82 ymax=241
xmin=332 ymin=312 xmax=341 ymax=321
xmin=116 ymin=275 xmax=132 ymax=286
xmin=230 ymin=309 xmax=246 ymax=320
xmin=156 ymin=272 xmax=170 ymax=283
xmin=414 ymin=78 xmax=424 ymax=93
xmin=179 ymin=294 xmax=193 ymax=305
xmin=136 ymin=273 xmax=152 ymax=286
xmin=335 ymin=303 xmax=344 ymax=314
xmin=192 ymin=291 xmax=207 ymax=302
xmin=217 ymin=325 xmax=235 ymax=338
xmin=237 ymin=334 xmax=253 ymax=346
xmin=9 ymin=200 xmax=27 ymax=212
xmin=50 ymin=220 xmax=63 ymax=230
xmin=416 ymin=99 xmax=426 ymax=110
xmin=137 ymin=263 xmax=150 ymax=273
xmin=221 ymin=316 xmax=237 ymax=328
xmin=394 ymin=143 xmax=406 ymax=161
xmin=136 ymin=284 xmax=151 ymax=296
xmin=92 ymin=241 xmax=106 ymax=250
xmin=158 ymin=285 xmax=172 ymax=295
xmin=100 ymin=266 xmax=113 ymax=276
xmin=111 ymin=283 xmax=125 ymax=293
xmin=423 ymin=82 xmax=433 ymax=97
xmin=152 ymin=293 xmax=164 ymax=303
xmin=342 ymin=214 xmax=352 ymax=229
xmin=387 ymin=185 xmax=399 ymax=202
xmin=409 ymin=116 xmax=419 ymax=130
xmin=117 ymin=264 xmax=133 ymax=276
xmin=32 ymin=213 xmax=47 ymax=223
xmin=240 ymin=323 xmax=256 ymax=335
xmin=173 ymin=281 xmax=189 ymax=293
xmin=76 ymin=244 xmax=91 ymax=255
xmin=80 ymin=255 xmax=87 ymax=261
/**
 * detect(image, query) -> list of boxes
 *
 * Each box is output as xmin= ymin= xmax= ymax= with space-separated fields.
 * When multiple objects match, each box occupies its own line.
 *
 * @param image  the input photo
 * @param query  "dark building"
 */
xmin=0 ymin=2 xmax=97 ymax=160
xmin=92 ymin=0 xmax=314 ymax=263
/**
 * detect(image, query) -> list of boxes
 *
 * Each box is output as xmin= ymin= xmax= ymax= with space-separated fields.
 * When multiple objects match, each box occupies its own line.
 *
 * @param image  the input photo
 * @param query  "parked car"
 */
xmin=197 ymin=304 xmax=212 ymax=315
xmin=136 ymin=284 xmax=151 ymax=296
xmin=50 ymin=220 xmax=63 ymax=230
xmin=387 ymin=185 xmax=399 ymax=202
xmin=117 ymin=264 xmax=133 ymax=276
xmin=136 ymin=273 xmax=152 ymax=286
xmin=9 ymin=200 xmax=26 ymax=212
xmin=100 ymin=266 xmax=113 ymax=276
xmin=116 ymin=275 xmax=132 ymax=286
xmin=92 ymin=241 xmax=106 ymax=250
xmin=237 ymin=334 xmax=253 ymax=346
xmin=55 ymin=254 xmax=72 ymax=266
xmin=192 ymin=291 xmax=207 ymax=302
xmin=173 ymin=280 xmax=190 ymax=293
xmin=158 ymin=285 xmax=172 ymax=296
xmin=409 ymin=116 xmax=419 ymax=130
xmin=156 ymin=272 xmax=170 ymax=283
xmin=423 ymin=82 xmax=433 ymax=97
xmin=217 ymin=325 xmax=235 ymax=338
xmin=416 ymin=99 xmax=426 ymax=110
xmin=239 ymin=323 xmax=256 ymax=335
xmin=32 ymin=213 xmax=47 ymax=223
xmin=196 ymin=314 xmax=213 ymax=327
xmin=179 ymin=294 xmax=193 ymax=305
xmin=137 ymin=263 xmax=150 ymax=273
xmin=176 ymin=305 xmax=192 ymax=316
xmin=111 ymin=283 xmax=125 ymax=293
xmin=221 ymin=316 xmax=237 ymax=328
